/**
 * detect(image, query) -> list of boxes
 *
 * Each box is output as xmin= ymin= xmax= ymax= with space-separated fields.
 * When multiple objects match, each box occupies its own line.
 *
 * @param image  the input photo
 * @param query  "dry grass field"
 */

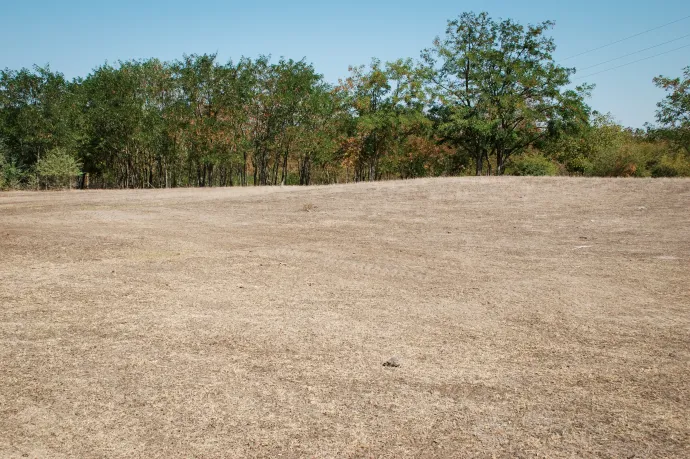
xmin=1 ymin=177 xmax=689 ymax=458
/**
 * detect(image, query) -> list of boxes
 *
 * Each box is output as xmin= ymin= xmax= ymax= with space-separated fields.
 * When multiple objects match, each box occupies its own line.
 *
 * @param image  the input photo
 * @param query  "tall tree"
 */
xmin=81 ymin=60 xmax=167 ymax=188
xmin=422 ymin=12 xmax=589 ymax=175
xmin=652 ymin=66 xmax=690 ymax=155
xmin=339 ymin=59 xmax=431 ymax=181
xmin=339 ymin=59 xmax=393 ymax=181
xmin=0 ymin=66 xmax=80 ymax=171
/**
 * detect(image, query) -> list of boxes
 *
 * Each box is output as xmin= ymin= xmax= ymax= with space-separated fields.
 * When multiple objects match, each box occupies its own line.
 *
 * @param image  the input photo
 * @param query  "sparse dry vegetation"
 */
xmin=1 ymin=177 xmax=689 ymax=457
xmin=301 ymin=202 xmax=317 ymax=212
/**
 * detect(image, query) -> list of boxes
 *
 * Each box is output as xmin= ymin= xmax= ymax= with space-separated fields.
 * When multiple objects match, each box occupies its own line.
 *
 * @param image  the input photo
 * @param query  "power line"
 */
xmin=573 ymin=43 xmax=690 ymax=80
xmin=578 ymin=34 xmax=690 ymax=71
xmin=560 ymin=14 xmax=690 ymax=62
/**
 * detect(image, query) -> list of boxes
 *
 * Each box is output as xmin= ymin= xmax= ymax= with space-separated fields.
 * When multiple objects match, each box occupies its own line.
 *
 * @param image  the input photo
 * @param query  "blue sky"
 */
xmin=2 ymin=0 xmax=689 ymax=127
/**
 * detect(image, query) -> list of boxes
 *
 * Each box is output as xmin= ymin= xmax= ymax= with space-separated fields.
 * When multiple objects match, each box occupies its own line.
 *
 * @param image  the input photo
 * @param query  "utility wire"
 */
xmin=573 ymin=43 xmax=690 ymax=80
xmin=578 ymin=34 xmax=690 ymax=71
xmin=560 ymin=14 xmax=690 ymax=61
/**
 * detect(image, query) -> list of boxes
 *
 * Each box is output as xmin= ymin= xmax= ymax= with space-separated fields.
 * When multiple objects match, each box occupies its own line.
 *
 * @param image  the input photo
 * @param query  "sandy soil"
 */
xmin=1 ymin=177 xmax=689 ymax=458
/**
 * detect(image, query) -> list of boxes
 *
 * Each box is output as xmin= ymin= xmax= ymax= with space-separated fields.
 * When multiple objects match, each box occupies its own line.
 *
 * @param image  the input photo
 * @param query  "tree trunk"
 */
xmin=475 ymin=150 xmax=483 ymax=176
xmin=281 ymin=147 xmax=289 ymax=186
xmin=242 ymin=151 xmax=247 ymax=186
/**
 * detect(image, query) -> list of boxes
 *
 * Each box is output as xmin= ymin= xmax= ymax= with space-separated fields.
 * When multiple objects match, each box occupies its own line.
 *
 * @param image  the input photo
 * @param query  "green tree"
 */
xmin=35 ymin=147 xmax=82 ymax=189
xmin=539 ymin=111 xmax=617 ymax=175
xmin=82 ymin=61 xmax=148 ymax=187
xmin=293 ymin=84 xmax=345 ymax=185
xmin=340 ymin=59 xmax=393 ymax=181
xmin=245 ymin=57 xmax=328 ymax=185
xmin=0 ymin=65 xmax=81 ymax=177
xmin=173 ymin=53 xmax=227 ymax=187
xmin=651 ymin=66 xmax=690 ymax=155
xmin=81 ymin=59 xmax=174 ymax=188
xmin=339 ymin=58 xmax=431 ymax=181
xmin=423 ymin=12 xmax=589 ymax=175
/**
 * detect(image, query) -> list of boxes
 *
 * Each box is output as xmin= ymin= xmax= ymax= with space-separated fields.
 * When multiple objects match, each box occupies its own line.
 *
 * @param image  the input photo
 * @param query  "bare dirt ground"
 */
xmin=1 ymin=177 xmax=689 ymax=458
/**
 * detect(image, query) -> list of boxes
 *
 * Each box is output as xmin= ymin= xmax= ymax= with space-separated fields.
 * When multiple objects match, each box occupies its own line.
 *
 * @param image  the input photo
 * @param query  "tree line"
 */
xmin=1 ymin=12 xmax=689 ymax=190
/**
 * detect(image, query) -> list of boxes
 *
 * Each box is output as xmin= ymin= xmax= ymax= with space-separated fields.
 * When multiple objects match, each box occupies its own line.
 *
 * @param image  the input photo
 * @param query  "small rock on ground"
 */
xmin=383 ymin=357 xmax=400 ymax=368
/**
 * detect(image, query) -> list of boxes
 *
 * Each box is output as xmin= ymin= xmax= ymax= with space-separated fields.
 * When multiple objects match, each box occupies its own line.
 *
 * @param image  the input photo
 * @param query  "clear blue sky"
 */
xmin=2 ymin=0 xmax=689 ymax=127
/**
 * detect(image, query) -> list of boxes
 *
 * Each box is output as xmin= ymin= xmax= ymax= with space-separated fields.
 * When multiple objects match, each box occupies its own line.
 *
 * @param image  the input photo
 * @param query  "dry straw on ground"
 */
xmin=1 ymin=177 xmax=688 ymax=457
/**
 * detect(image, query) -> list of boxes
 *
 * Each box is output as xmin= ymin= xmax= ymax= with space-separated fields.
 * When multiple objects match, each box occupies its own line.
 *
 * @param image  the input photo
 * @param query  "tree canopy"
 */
xmin=651 ymin=66 xmax=690 ymax=155
xmin=1 ymin=12 xmax=688 ymax=189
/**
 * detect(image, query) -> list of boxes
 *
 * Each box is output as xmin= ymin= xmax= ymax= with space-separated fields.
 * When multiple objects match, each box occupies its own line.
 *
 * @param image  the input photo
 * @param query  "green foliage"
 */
xmin=0 ymin=140 xmax=5 ymax=188
xmin=540 ymin=113 xmax=620 ymax=175
xmin=651 ymin=67 xmax=690 ymax=155
xmin=588 ymin=147 xmax=647 ymax=177
xmin=423 ymin=11 xmax=590 ymax=175
xmin=506 ymin=154 xmax=558 ymax=176
xmin=0 ymin=66 xmax=81 ymax=170
xmin=0 ymin=139 xmax=28 ymax=189
xmin=0 ymin=14 xmax=688 ymax=189
xmin=650 ymin=154 xmax=690 ymax=177
xmin=537 ymin=112 xmax=689 ymax=178
xmin=580 ymin=129 xmax=688 ymax=178
xmin=337 ymin=58 xmax=432 ymax=181
xmin=35 ymin=147 xmax=82 ymax=189
xmin=1 ymin=162 xmax=27 ymax=189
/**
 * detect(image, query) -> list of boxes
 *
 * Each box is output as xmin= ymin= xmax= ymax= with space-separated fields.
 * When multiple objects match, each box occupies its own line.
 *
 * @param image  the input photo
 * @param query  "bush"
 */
xmin=507 ymin=154 xmax=558 ymax=176
xmin=0 ymin=143 xmax=28 ymax=189
xmin=650 ymin=154 xmax=690 ymax=177
xmin=588 ymin=145 xmax=652 ymax=177
xmin=1 ymin=162 xmax=29 ymax=189
xmin=35 ymin=148 xmax=82 ymax=189
xmin=561 ymin=155 xmax=593 ymax=175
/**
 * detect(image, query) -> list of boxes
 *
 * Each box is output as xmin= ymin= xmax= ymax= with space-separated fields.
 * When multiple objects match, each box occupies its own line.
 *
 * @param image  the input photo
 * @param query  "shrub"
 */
xmin=588 ymin=145 xmax=652 ymax=177
xmin=561 ymin=155 xmax=593 ymax=175
xmin=650 ymin=154 xmax=690 ymax=177
xmin=35 ymin=148 xmax=82 ymax=189
xmin=507 ymin=154 xmax=558 ymax=176
xmin=0 ymin=143 xmax=28 ymax=190
xmin=2 ymin=162 xmax=29 ymax=189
